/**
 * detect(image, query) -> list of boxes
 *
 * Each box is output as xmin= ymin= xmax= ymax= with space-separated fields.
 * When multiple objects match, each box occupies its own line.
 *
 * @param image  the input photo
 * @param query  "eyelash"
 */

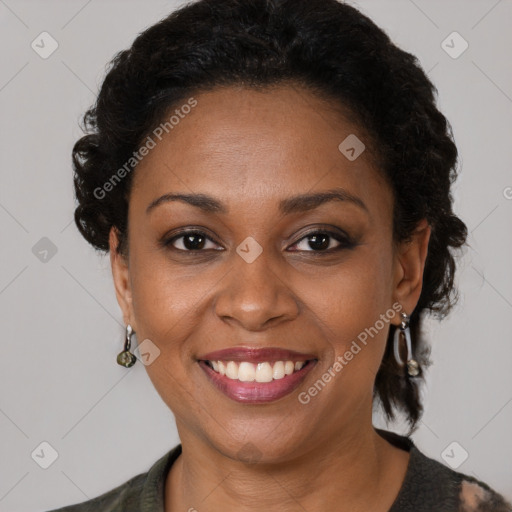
xmin=161 ymin=228 xmax=355 ymax=254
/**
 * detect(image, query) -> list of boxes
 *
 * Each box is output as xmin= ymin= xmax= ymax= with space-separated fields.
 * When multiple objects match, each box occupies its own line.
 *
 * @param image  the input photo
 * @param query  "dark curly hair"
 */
xmin=72 ymin=0 xmax=468 ymax=435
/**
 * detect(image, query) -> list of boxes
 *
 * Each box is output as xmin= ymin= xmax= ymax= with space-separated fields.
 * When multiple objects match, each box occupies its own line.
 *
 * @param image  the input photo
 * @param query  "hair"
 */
xmin=72 ymin=0 xmax=468 ymax=435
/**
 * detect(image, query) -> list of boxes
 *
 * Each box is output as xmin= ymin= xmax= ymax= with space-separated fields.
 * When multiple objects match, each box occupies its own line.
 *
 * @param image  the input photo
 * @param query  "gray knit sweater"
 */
xmin=47 ymin=429 xmax=511 ymax=511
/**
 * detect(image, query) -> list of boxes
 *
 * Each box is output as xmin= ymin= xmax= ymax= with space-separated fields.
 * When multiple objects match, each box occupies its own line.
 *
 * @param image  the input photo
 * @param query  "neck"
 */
xmin=165 ymin=419 xmax=410 ymax=512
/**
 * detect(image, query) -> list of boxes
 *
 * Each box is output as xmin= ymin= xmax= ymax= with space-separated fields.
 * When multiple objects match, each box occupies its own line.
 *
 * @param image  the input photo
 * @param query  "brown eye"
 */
xmin=163 ymin=230 xmax=221 ymax=252
xmin=289 ymin=230 xmax=354 ymax=253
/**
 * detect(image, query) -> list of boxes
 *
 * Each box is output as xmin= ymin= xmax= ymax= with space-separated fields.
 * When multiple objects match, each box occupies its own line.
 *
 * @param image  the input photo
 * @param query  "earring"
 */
xmin=393 ymin=312 xmax=420 ymax=377
xmin=117 ymin=324 xmax=137 ymax=367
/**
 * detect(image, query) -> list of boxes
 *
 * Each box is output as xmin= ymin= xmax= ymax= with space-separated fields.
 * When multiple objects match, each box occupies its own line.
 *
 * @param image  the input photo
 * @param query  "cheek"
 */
xmin=127 ymin=266 xmax=203 ymax=412
xmin=308 ymin=243 xmax=394 ymax=386
xmin=129 ymin=250 xmax=203 ymax=337
xmin=314 ymin=243 xmax=392 ymax=332
xmin=127 ymin=255 xmax=204 ymax=413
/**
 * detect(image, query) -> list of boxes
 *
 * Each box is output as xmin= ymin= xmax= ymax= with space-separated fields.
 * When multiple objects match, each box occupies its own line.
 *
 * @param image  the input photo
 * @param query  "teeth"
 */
xmin=226 ymin=361 xmax=238 ymax=379
xmin=238 ymin=362 xmax=256 ymax=382
xmin=255 ymin=362 xmax=273 ymax=382
xmin=206 ymin=360 xmax=309 ymax=382
xmin=272 ymin=361 xmax=285 ymax=379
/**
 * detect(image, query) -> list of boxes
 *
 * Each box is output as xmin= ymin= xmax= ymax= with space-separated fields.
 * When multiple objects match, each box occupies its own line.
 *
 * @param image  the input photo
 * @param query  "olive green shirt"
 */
xmin=46 ymin=429 xmax=512 ymax=511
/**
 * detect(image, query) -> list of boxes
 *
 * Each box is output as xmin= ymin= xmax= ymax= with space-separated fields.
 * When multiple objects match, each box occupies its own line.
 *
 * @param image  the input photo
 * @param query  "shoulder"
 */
xmin=457 ymin=475 xmax=512 ymax=512
xmin=44 ymin=444 xmax=182 ymax=512
xmin=377 ymin=429 xmax=512 ymax=512
xmin=45 ymin=473 xmax=146 ymax=512
xmin=408 ymin=444 xmax=512 ymax=511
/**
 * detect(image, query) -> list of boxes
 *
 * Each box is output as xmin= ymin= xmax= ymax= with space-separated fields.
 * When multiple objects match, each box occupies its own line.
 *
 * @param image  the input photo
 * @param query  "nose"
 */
xmin=213 ymin=249 xmax=300 ymax=331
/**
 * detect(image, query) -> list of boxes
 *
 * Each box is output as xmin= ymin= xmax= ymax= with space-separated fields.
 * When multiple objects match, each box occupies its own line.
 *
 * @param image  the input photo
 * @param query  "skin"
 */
xmin=110 ymin=84 xmax=431 ymax=512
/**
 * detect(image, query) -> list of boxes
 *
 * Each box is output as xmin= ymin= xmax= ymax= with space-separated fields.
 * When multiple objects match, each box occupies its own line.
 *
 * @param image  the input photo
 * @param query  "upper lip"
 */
xmin=198 ymin=347 xmax=317 ymax=363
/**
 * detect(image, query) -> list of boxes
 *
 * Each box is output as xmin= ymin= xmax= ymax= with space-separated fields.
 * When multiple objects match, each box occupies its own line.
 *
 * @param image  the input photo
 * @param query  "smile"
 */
xmin=204 ymin=360 xmax=307 ymax=382
xmin=197 ymin=347 xmax=318 ymax=403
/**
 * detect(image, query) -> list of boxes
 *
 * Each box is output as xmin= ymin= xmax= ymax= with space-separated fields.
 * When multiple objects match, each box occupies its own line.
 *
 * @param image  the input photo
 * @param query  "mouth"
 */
xmin=202 ymin=359 xmax=311 ymax=381
xmin=197 ymin=347 xmax=318 ymax=404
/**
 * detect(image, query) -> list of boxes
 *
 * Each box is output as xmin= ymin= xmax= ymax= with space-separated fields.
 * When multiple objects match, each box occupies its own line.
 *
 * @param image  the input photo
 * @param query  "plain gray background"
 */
xmin=0 ymin=0 xmax=511 ymax=510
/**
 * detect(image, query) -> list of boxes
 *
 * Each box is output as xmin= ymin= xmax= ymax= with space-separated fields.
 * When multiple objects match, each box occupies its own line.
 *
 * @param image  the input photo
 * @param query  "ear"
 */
xmin=109 ymin=227 xmax=136 ymax=329
xmin=391 ymin=218 xmax=431 ymax=324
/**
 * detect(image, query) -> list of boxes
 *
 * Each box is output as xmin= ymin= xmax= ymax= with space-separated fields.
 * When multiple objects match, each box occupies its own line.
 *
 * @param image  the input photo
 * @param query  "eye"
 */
xmin=288 ymin=230 xmax=354 ymax=253
xmin=163 ymin=230 xmax=222 ymax=252
xmin=162 ymin=228 xmax=355 ymax=254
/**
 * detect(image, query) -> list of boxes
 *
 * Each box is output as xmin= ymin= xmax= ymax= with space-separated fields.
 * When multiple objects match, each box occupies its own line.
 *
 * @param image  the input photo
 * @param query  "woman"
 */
xmin=49 ymin=0 xmax=511 ymax=510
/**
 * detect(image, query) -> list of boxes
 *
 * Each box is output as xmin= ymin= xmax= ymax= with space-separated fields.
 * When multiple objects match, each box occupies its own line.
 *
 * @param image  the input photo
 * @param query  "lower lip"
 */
xmin=198 ymin=360 xmax=317 ymax=404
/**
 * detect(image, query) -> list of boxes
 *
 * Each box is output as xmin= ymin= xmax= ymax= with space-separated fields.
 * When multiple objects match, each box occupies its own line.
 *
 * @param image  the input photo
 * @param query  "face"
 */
xmin=111 ymin=84 xmax=430 ymax=462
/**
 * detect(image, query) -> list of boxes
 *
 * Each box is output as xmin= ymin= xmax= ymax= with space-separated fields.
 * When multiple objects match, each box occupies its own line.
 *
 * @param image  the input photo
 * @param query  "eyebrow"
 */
xmin=146 ymin=188 xmax=368 ymax=216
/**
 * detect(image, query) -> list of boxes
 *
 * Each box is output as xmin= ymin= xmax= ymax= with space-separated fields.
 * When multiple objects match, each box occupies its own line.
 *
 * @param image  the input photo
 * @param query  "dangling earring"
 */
xmin=393 ymin=312 xmax=420 ymax=377
xmin=117 ymin=324 xmax=137 ymax=367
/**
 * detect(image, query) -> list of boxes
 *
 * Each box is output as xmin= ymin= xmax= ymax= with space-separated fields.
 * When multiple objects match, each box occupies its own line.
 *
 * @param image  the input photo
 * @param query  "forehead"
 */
xmin=131 ymin=85 xmax=391 ymax=217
